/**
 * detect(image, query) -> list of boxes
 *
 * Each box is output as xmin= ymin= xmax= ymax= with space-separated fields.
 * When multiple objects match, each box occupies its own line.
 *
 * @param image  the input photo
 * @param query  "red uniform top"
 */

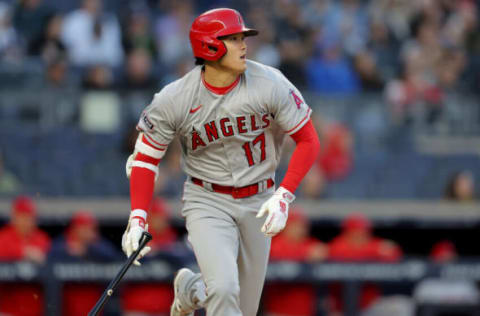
xmin=0 ymin=225 xmax=50 ymax=260
xmin=318 ymin=123 xmax=352 ymax=181
xmin=329 ymin=235 xmax=402 ymax=262
xmin=327 ymin=234 xmax=402 ymax=312
xmin=0 ymin=224 xmax=51 ymax=316
xmin=264 ymin=231 xmax=325 ymax=316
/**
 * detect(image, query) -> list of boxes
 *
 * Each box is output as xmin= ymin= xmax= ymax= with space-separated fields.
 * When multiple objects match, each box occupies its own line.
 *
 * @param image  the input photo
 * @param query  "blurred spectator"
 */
xmin=48 ymin=210 xmax=118 ymax=262
xmin=0 ymin=196 xmax=50 ymax=316
xmin=365 ymin=18 xmax=401 ymax=85
xmin=297 ymin=165 xmax=327 ymax=199
xmin=79 ymin=64 xmax=121 ymax=133
xmin=121 ymin=197 xmax=179 ymax=315
xmin=82 ymin=64 xmax=114 ymax=90
xmin=317 ymin=120 xmax=353 ymax=182
xmin=45 ymin=56 xmax=68 ymax=87
xmin=385 ymin=11 xmax=450 ymax=126
xmin=430 ymin=240 xmax=458 ymax=263
xmin=246 ymin=7 xmax=280 ymax=68
xmin=0 ymin=2 xmax=21 ymax=61
xmin=122 ymin=10 xmax=157 ymax=58
xmin=306 ymin=40 xmax=360 ymax=95
xmin=367 ymin=0 xmax=417 ymax=41
xmin=327 ymin=213 xmax=403 ymax=314
xmin=320 ymin=0 xmax=369 ymax=56
xmin=160 ymin=55 xmax=195 ymax=86
xmin=353 ymin=50 xmax=385 ymax=92
xmin=12 ymin=0 xmax=52 ymax=48
xmin=154 ymin=1 xmax=194 ymax=67
xmin=119 ymin=48 xmax=157 ymax=93
xmin=444 ymin=170 xmax=476 ymax=202
xmin=263 ymin=208 xmax=327 ymax=316
xmin=61 ymin=0 xmax=124 ymax=67
xmin=48 ymin=210 xmax=120 ymax=316
xmin=0 ymin=150 xmax=22 ymax=195
xmin=274 ymin=0 xmax=313 ymax=88
xmin=28 ymin=13 xmax=65 ymax=63
xmin=118 ymin=48 xmax=161 ymax=120
xmin=0 ymin=196 xmax=50 ymax=262
xmin=302 ymin=0 xmax=330 ymax=29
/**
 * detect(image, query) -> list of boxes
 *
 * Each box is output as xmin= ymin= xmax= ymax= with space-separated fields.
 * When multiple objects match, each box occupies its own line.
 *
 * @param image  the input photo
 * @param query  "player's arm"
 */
xmin=257 ymin=120 xmax=320 ymax=236
xmin=257 ymin=73 xmax=320 ymax=237
xmin=280 ymin=119 xmax=320 ymax=193
xmin=122 ymin=133 xmax=166 ymax=265
xmin=122 ymin=89 xmax=176 ymax=264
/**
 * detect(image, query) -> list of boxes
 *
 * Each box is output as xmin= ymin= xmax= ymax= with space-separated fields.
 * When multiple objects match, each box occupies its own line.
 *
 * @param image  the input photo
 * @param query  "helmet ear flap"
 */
xmin=199 ymin=37 xmax=227 ymax=61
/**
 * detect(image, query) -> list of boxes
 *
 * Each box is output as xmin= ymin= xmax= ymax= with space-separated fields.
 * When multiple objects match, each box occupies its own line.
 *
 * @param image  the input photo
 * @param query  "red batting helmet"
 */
xmin=189 ymin=8 xmax=258 ymax=61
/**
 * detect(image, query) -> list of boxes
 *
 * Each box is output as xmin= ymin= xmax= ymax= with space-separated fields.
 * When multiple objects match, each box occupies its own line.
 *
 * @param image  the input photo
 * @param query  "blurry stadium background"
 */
xmin=0 ymin=0 xmax=480 ymax=315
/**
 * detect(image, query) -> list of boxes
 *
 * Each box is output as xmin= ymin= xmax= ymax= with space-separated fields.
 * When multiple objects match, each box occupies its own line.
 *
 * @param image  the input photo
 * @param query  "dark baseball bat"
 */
xmin=88 ymin=231 xmax=153 ymax=316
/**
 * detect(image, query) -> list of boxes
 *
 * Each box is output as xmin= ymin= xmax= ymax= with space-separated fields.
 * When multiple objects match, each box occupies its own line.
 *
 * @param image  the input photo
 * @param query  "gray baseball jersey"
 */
xmin=137 ymin=59 xmax=312 ymax=186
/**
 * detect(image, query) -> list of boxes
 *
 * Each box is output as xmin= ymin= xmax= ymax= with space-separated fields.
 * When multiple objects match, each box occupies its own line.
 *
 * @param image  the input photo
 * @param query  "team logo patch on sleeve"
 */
xmin=142 ymin=112 xmax=154 ymax=130
xmin=289 ymin=89 xmax=304 ymax=109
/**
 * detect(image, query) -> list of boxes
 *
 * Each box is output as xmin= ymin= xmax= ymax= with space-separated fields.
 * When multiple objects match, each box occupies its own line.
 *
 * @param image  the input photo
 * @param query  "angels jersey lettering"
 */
xmin=137 ymin=60 xmax=312 ymax=187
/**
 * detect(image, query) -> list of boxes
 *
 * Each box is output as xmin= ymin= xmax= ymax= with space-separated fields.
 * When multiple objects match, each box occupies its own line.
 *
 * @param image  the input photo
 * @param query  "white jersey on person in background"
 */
xmin=137 ymin=59 xmax=312 ymax=186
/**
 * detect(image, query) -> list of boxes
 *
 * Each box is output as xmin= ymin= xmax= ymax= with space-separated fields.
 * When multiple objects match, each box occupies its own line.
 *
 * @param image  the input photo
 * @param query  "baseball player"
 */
xmin=121 ymin=8 xmax=321 ymax=316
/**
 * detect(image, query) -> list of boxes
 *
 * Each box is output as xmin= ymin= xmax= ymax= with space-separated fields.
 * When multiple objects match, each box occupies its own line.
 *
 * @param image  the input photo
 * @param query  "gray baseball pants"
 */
xmin=180 ymin=181 xmax=272 ymax=316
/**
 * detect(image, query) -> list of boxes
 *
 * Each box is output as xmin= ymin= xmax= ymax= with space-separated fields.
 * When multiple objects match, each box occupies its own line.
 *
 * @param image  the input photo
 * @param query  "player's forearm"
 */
xmin=280 ymin=119 xmax=320 ymax=193
xmin=130 ymin=166 xmax=156 ymax=215
xmin=129 ymin=150 xmax=161 ymax=217
xmin=129 ymin=134 xmax=165 ymax=217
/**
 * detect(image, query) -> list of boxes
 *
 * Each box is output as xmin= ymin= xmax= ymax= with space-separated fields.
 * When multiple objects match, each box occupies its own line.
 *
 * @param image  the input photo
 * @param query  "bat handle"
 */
xmin=88 ymin=231 xmax=153 ymax=316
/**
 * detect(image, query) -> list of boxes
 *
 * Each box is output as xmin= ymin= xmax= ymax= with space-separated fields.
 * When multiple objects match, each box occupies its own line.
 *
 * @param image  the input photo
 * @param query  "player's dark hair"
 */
xmin=195 ymin=58 xmax=205 ymax=65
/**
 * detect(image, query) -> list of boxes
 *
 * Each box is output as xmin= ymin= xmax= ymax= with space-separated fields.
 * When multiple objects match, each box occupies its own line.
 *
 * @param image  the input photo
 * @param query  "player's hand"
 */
xmin=256 ymin=186 xmax=295 ymax=237
xmin=121 ymin=214 xmax=151 ymax=266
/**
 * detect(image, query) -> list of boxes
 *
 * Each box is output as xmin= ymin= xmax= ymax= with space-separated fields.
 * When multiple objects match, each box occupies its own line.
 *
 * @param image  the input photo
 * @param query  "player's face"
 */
xmin=219 ymin=33 xmax=248 ymax=74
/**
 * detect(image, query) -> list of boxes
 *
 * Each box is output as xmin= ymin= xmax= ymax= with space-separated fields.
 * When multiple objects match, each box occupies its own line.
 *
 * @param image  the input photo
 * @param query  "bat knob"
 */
xmin=142 ymin=231 xmax=153 ymax=243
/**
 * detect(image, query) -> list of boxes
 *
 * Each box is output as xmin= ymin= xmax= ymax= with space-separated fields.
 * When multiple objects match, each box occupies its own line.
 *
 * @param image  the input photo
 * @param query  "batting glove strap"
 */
xmin=274 ymin=186 xmax=296 ymax=203
xmin=130 ymin=209 xmax=147 ymax=222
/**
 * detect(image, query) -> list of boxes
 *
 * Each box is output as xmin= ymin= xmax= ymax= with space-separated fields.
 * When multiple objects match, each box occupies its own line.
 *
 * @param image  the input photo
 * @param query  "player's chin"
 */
xmin=236 ymin=60 xmax=247 ymax=73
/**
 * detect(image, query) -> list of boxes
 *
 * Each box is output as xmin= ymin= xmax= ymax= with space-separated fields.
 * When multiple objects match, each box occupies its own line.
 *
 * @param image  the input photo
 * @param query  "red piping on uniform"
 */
xmin=284 ymin=108 xmax=312 ymax=134
xmin=143 ymin=134 xmax=167 ymax=148
xmin=142 ymin=135 xmax=165 ymax=151
xmin=280 ymin=119 xmax=320 ymax=193
xmin=202 ymin=71 xmax=240 ymax=95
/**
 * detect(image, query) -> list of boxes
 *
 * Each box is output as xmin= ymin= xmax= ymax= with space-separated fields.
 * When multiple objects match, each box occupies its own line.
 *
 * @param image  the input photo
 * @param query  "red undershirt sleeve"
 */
xmin=130 ymin=152 xmax=161 ymax=212
xmin=280 ymin=119 xmax=321 ymax=193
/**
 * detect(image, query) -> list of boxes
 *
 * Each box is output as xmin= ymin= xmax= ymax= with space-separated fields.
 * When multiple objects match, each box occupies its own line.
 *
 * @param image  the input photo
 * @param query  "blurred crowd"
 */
xmin=0 ymin=0 xmax=478 ymax=200
xmin=0 ymin=0 xmax=478 ymax=115
xmin=1 ymin=195 xmax=478 ymax=316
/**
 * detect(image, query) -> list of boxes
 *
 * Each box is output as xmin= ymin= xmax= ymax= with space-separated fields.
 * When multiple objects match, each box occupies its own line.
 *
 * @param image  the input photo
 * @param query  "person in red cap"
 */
xmin=327 ymin=213 xmax=403 ymax=315
xmin=121 ymin=197 xmax=182 ymax=315
xmin=263 ymin=207 xmax=327 ymax=316
xmin=0 ymin=195 xmax=51 ymax=316
xmin=48 ymin=210 xmax=120 ymax=316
